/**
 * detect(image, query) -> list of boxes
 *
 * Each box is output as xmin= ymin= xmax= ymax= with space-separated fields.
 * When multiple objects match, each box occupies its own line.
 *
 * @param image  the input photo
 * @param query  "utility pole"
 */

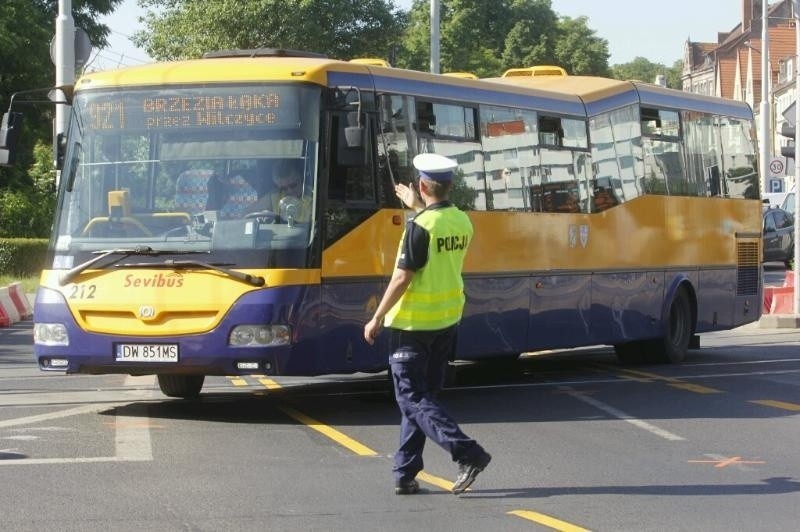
xmin=793 ymin=1 xmax=800 ymax=323
xmin=760 ymin=0 xmax=770 ymax=196
xmin=55 ymin=0 xmax=75 ymax=187
xmin=430 ymin=0 xmax=440 ymax=74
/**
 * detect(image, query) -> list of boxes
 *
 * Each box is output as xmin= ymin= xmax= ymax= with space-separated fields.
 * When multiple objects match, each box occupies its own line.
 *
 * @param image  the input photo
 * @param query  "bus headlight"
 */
xmin=229 ymin=325 xmax=291 ymax=346
xmin=33 ymin=323 xmax=69 ymax=346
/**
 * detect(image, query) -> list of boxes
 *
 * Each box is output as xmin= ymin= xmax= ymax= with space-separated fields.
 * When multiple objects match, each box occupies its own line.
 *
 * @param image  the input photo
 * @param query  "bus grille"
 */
xmin=736 ymin=241 xmax=759 ymax=296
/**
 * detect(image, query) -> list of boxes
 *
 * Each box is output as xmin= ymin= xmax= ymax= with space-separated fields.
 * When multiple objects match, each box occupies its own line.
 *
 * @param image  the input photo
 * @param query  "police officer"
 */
xmin=364 ymin=153 xmax=491 ymax=495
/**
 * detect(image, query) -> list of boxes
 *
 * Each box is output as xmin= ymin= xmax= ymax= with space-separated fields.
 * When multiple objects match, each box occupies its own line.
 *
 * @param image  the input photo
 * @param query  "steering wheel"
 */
xmin=244 ymin=210 xmax=277 ymax=222
xmin=82 ymin=216 xmax=153 ymax=237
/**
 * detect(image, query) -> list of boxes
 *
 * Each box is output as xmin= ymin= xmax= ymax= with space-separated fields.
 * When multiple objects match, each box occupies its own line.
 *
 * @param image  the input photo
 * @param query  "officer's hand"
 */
xmin=364 ymin=318 xmax=382 ymax=345
xmin=395 ymin=182 xmax=422 ymax=211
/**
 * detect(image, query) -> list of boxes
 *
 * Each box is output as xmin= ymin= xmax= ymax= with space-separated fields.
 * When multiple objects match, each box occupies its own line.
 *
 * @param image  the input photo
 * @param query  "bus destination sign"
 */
xmin=81 ymin=87 xmax=298 ymax=131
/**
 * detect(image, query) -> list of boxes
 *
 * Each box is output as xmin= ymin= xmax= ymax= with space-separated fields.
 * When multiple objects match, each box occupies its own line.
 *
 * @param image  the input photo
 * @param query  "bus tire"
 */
xmin=157 ymin=374 xmax=204 ymax=398
xmin=652 ymin=287 xmax=693 ymax=364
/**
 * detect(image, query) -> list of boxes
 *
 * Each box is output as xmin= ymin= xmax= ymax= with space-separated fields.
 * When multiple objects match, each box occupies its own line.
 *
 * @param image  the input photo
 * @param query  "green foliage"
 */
xmin=0 ymin=140 xmax=56 ymax=238
xmin=553 ymin=16 xmax=610 ymax=76
xmin=135 ymin=0 xmax=406 ymax=61
xmin=397 ymin=0 xmax=609 ymax=77
xmin=0 ymin=273 xmax=39 ymax=293
xmin=0 ymin=238 xmax=48 ymax=277
xmin=449 ymin=171 xmax=477 ymax=211
xmin=666 ymin=59 xmax=685 ymax=90
xmin=0 ymin=0 xmax=123 ymax=190
xmin=0 ymin=188 xmax=56 ymax=238
xmin=610 ymin=57 xmax=683 ymax=89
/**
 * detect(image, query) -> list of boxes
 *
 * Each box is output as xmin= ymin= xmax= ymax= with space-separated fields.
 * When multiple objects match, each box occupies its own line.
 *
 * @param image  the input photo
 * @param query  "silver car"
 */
xmin=763 ymin=206 xmax=794 ymax=267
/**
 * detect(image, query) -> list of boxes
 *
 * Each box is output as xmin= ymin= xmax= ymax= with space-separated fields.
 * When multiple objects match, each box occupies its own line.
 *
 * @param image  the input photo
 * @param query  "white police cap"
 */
xmin=413 ymin=153 xmax=458 ymax=182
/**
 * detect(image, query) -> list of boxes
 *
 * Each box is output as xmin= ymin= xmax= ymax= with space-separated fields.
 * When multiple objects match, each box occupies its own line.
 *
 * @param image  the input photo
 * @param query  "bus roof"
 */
xmin=74 ymin=56 xmax=368 ymax=90
xmin=73 ymin=53 xmax=751 ymax=121
xmin=485 ymin=74 xmax=754 ymax=120
xmin=75 ymin=54 xmax=588 ymax=117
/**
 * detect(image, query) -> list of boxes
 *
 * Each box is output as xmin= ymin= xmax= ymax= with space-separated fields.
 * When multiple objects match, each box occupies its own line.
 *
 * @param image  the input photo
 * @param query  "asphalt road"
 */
xmin=1 ymin=311 xmax=800 ymax=531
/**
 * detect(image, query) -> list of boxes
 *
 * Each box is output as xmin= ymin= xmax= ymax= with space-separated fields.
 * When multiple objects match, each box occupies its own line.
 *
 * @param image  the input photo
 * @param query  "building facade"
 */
xmin=682 ymin=0 xmax=797 ymax=192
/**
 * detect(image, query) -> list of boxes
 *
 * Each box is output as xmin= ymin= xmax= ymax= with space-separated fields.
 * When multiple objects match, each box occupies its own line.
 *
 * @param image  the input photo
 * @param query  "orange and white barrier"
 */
xmin=763 ymin=270 xmax=796 ymax=314
xmin=8 ymin=282 xmax=33 ymax=319
xmin=0 ymin=286 xmax=21 ymax=324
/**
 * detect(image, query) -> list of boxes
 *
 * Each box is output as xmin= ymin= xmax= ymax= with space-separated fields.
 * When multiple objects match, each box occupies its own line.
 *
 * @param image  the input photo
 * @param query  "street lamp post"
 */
xmin=793 ymin=1 xmax=800 ymax=320
xmin=760 ymin=0 xmax=770 ymax=196
xmin=54 ymin=0 xmax=74 ymax=188
xmin=430 ymin=0 xmax=440 ymax=74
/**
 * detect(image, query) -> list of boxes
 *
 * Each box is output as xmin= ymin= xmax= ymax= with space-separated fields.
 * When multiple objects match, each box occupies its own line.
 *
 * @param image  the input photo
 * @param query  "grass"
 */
xmin=0 ymin=274 xmax=40 ymax=294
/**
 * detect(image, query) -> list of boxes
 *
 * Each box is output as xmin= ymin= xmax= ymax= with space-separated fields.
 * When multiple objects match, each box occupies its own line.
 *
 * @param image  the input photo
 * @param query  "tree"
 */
xmin=666 ymin=59 xmax=684 ymax=90
xmin=134 ymin=0 xmax=406 ymax=61
xmin=552 ymin=16 xmax=610 ymax=76
xmin=611 ymin=56 xmax=682 ymax=87
xmin=396 ymin=0 xmax=609 ymax=78
xmin=0 ymin=141 xmax=56 ymax=238
xmin=0 ymin=0 xmax=123 ymax=192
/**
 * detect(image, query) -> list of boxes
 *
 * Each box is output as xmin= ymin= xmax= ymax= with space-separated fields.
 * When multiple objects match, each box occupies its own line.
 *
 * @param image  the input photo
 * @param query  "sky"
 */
xmin=93 ymin=0 xmax=744 ymax=71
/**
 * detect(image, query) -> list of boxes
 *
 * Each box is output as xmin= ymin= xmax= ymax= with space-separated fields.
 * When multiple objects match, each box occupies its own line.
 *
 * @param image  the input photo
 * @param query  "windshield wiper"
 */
xmin=116 ymin=259 xmax=266 ymax=287
xmin=58 ymin=246 xmax=207 ymax=286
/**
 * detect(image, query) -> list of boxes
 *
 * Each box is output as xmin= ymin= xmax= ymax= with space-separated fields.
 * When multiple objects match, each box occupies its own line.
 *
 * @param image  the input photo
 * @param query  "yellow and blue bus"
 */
xmin=4 ymin=49 xmax=762 ymax=397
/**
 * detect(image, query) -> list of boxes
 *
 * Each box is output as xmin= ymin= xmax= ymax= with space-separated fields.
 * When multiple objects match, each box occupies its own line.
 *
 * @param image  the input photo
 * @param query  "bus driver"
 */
xmin=246 ymin=159 xmax=311 ymax=222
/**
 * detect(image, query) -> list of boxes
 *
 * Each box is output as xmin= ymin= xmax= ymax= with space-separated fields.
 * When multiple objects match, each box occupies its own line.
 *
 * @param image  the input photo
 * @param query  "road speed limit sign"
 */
xmin=769 ymin=158 xmax=785 ymax=176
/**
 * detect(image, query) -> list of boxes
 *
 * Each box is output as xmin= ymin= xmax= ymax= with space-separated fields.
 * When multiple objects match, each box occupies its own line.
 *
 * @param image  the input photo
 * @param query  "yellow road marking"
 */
xmin=593 ymin=363 xmax=723 ymax=394
xmin=416 ymin=470 xmax=456 ymax=491
xmin=750 ymin=399 xmax=800 ymax=411
xmin=258 ymin=377 xmax=282 ymax=389
xmin=588 ymin=363 xmax=653 ymax=382
xmin=278 ymin=406 xmax=377 ymax=456
xmin=508 ymin=510 xmax=591 ymax=531
xmin=227 ymin=376 xmax=248 ymax=386
xmin=668 ymin=382 xmax=722 ymax=394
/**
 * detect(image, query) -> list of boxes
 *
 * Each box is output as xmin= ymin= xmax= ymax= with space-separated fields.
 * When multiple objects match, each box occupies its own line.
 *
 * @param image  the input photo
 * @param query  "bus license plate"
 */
xmin=115 ymin=343 xmax=179 ymax=363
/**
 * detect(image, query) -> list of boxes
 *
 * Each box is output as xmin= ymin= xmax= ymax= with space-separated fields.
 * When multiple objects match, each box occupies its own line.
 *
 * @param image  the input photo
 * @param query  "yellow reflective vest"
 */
xmin=385 ymin=205 xmax=473 ymax=331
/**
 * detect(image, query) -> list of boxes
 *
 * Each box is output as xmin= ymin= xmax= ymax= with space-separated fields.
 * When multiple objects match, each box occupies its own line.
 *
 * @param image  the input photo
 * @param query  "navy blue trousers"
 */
xmin=389 ymin=326 xmax=484 ymax=482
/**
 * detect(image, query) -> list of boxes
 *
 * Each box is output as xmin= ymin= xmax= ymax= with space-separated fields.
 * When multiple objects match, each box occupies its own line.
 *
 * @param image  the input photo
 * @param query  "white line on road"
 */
xmin=0 ymin=375 xmax=155 ymax=465
xmin=0 ymin=403 xmax=119 ymax=429
xmin=560 ymin=386 xmax=686 ymax=441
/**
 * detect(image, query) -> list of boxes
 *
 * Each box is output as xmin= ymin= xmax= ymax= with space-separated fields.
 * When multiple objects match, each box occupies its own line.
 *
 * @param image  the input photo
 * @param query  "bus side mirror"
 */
xmin=0 ymin=112 xmax=23 ymax=167
xmin=344 ymin=111 xmax=363 ymax=148
xmin=54 ymin=132 xmax=66 ymax=170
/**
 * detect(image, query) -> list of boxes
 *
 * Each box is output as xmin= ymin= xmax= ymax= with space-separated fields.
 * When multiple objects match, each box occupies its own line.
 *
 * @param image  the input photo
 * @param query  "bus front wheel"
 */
xmin=157 ymin=374 xmax=205 ymax=398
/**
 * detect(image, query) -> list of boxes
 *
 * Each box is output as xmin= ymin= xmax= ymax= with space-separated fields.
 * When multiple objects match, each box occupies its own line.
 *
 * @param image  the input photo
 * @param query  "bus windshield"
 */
xmin=52 ymin=83 xmax=321 ymax=270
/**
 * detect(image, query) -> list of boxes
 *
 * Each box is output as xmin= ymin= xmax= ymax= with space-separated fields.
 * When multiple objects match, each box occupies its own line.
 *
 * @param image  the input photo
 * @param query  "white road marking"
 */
xmin=0 ymin=375 xmax=156 ymax=465
xmin=0 ymin=403 xmax=117 ymax=429
xmin=560 ymin=386 xmax=686 ymax=441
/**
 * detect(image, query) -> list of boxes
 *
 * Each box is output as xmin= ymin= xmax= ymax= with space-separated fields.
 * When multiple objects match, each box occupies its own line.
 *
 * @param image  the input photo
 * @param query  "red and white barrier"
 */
xmin=763 ymin=270 xmax=797 ymax=315
xmin=7 ymin=282 xmax=33 ymax=319
xmin=0 ymin=286 xmax=21 ymax=324
xmin=0 ymin=300 xmax=9 ymax=327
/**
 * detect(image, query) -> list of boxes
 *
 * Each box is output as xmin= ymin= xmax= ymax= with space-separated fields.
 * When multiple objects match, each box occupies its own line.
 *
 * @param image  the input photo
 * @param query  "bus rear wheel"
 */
xmin=157 ymin=374 xmax=205 ymax=398
xmin=650 ymin=287 xmax=693 ymax=364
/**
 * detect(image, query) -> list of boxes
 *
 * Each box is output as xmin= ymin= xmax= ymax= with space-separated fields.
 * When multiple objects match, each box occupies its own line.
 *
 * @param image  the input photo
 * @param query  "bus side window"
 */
xmin=539 ymin=116 xmax=563 ymax=146
xmin=376 ymin=94 xmax=415 ymax=195
xmin=415 ymin=101 xmax=436 ymax=135
xmin=327 ymin=112 xmax=376 ymax=202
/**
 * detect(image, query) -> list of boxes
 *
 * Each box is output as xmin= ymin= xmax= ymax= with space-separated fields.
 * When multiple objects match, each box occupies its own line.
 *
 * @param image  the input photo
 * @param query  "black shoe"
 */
xmin=395 ymin=478 xmax=420 ymax=495
xmin=452 ymin=452 xmax=491 ymax=494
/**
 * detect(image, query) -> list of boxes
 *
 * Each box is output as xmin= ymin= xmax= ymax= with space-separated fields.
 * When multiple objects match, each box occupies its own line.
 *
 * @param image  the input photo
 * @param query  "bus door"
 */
xmin=318 ymin=88 xmax=392 ymax=374
xmin=529 ymin=113 xmax=593 ymax=349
